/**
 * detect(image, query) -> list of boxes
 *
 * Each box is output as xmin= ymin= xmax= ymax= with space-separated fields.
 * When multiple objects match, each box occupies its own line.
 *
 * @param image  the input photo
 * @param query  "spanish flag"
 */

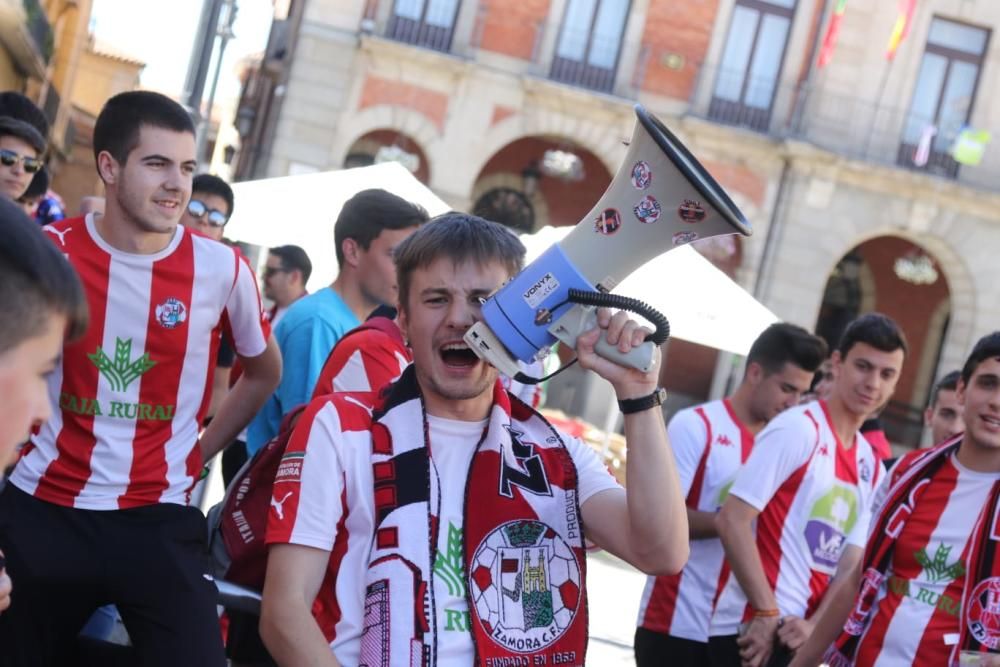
xmin=818 ymin=0 xmax=848 ymax=68
xmin=885 ymin=0 xmax=917 ymax=61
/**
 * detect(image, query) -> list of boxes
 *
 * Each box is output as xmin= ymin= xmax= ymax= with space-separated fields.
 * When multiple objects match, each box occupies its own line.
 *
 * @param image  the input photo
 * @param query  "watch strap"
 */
xmin=618 ymin=387 xmax=667 ymax=415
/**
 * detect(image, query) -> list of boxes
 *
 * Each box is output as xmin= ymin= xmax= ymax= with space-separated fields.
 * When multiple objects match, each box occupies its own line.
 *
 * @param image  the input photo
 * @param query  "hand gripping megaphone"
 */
xmin=464 ymin=105 xmax=752 ymax=382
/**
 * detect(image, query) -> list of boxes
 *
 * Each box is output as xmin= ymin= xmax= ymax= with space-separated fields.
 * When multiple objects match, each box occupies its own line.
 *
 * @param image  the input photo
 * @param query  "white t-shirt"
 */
xmin=266 ymin=400 xmax=620 ymax=665
xmin=637 ymin=399 xmax=754 ymax=641
xmin=710 ymin=401 xmax=883 ymax=635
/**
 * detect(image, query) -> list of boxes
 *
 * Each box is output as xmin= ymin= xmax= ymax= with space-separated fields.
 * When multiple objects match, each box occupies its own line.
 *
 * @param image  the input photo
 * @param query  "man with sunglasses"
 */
xmin=0 ymin=116 xmax=45 ymax=202
xmin=181 ymin=173 xmax=233 ymax=241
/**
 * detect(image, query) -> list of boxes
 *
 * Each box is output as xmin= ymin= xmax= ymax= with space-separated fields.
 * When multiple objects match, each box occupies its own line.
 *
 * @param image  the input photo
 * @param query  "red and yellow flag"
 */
xmin=818 ymin=0 xmax=848 ymax=68
xmin=885 ymin=0 xmax=917 ymax=61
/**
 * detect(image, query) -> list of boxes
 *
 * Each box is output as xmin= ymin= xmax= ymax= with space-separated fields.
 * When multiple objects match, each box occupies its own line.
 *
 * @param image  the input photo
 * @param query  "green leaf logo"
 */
xmin=915 ymin=543 xmax=966 ymax=584
xmin=87 ymin=337 xmax=156 ymax=392
xmin=434 ymin=522 xmax=466 ymax=598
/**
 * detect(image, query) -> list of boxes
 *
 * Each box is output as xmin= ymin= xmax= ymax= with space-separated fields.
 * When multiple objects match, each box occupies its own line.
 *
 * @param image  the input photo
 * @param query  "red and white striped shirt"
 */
xmin=710 ymin=401 xmax=883 ymax=635
xmin=637 ymin=399 xmax=753 ymax=642
xmin=852 ymin=452 xmax=997 ymax=666
xmin=12 ymin=215 xmax=269 ymax=509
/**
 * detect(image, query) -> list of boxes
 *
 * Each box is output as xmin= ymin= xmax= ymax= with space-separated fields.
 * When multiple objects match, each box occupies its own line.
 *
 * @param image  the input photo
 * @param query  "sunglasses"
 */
xmin=0 ymin=149 xmax=41 ymax=174
xmin=262 ymin=266 xmax=290 ymax=279
xmin=187 ymin=199 xmax=229 ymax=227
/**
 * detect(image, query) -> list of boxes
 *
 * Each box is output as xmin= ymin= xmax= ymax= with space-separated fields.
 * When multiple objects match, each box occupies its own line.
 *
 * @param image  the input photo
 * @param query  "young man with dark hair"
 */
xmin=790 ymin=332 xmax=1000 ymax=667
xmin=635 ymin=322 xmax=828 ymax=666
xmin=925 ymin=369 xmax=964 ymax=446
xmin=263 ymin=245 xmax=311 ymax=324
xmin=258 ymin=212 xmax=689 ymax=666
xmin=709 ymin=313 xmax=907 ymax=667
xmin=0 ymin=90 xmax=281 ymax=666
xmin=0 ymin=116 xmax=45 ymax=202
xmin=247 ymin=188 xmax=428 ymax=452
xmin=180 ymin=173 xmax=234 ymax=242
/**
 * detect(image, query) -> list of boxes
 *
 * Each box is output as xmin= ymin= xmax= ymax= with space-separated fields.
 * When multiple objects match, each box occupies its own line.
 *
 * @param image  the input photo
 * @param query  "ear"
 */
xmin=923 ymin=405 xmax=934 ymax=427
xmin=829 ymin=350 xmax=842 ymax=374
xmin=396 ymin=302 xmax=409 ymax=344
xmin=955 ymin=378 xmax=967 ymax=406
xmin=341 ymin=238 xmax=362 ymax=269
xmin=96 ymin=151 xmax=119 ymax=185
xmin=745 ymin=361 xmax=764 ymax=385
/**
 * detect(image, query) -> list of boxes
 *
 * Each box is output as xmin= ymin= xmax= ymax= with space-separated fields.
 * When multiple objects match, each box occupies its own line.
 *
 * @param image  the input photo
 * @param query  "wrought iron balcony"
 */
xmin=690 ymin=64 xmax=1000 ymax=192
xmin=384 ymin=9 xmax=457 ymax=54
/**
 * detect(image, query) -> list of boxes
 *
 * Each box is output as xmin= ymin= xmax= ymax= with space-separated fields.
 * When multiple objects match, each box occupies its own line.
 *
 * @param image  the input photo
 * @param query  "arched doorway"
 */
xmin=815 ymin=236 xmax=951 ymax=449
xmin=343 ymin=129 xmax=430 ymax=184
xmin=471 ymin=136 xmax=613 ymax=231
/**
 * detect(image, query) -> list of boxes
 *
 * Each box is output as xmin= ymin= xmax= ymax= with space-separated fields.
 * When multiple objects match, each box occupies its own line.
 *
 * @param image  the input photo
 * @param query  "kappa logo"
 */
xmin=499 ymin=426 xmax=552 ymax=498
xmin=818 ymin=443 xmax=830 ymax=457
xmin=44 ymin=225 xmax=72 ymax=246
xmin=716 ymin=434 xmax=733 ymax=447
xmin=270 ymin=491 xmax=294 ymax=520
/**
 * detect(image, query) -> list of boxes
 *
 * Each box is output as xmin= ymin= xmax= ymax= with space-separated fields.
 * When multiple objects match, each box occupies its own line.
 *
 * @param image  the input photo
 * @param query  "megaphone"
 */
xmin=465 ymin=104 xmax=752 ymax=381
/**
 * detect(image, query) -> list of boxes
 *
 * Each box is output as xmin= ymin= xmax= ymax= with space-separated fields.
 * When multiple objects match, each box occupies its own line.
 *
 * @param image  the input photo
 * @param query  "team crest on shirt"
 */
xmin=803 ymin=484 xmax=858 ymax=572
xmin=155 ymin=297 xmax=188 ymax=329
xmin=470 ymin=520 xmax=581 ymax=653
xmin=967 ymin=577 xmax=1000 ymax=649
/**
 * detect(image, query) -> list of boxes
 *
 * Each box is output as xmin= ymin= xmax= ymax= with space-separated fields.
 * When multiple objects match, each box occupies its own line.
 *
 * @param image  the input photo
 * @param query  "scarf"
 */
xmin=827 ymin=436 xmax=1000 ymax=665
xmin=359 ymin=366 xmax=589 ymax=666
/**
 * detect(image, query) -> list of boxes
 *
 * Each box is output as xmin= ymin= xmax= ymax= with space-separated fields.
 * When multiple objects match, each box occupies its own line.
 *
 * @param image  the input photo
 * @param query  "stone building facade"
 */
xmin=233 ymin=0 xmax=1000 ymax=449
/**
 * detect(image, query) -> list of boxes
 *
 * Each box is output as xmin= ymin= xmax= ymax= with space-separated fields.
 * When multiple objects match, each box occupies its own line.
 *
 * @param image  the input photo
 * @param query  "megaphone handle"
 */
xmin=549 ymin=305 xmax=657 ymax=373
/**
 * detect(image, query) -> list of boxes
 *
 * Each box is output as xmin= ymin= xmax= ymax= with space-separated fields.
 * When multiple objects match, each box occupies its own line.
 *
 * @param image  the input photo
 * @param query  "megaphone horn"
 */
xmin=465 ymin=104 xmax=752 ymax=382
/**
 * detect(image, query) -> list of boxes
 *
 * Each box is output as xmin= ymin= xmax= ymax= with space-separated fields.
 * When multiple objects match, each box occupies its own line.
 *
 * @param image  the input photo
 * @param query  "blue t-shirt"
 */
xmin=247 ymin=288 xmax=359 ymax=453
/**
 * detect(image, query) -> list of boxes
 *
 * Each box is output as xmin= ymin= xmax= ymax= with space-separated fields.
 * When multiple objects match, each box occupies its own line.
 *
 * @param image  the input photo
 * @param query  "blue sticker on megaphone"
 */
xmin=633 ymin=195 xmax=661 ymax=224
xmin=631 ymin=161 xmax=652 ymax=190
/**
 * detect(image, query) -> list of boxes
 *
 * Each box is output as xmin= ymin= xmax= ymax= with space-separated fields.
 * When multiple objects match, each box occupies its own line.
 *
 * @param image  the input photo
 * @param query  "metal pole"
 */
xmin=196 ymin=0 xmax=238 ymax=170
xmin=184 ymin=0 xmax=226 ymax=123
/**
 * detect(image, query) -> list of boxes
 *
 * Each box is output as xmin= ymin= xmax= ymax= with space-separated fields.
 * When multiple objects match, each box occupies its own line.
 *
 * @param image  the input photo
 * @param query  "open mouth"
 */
xmin=440 ymin=342 xmax=480 ymax=368
xmin=983 ymin=414 xmax=1000 ymax=428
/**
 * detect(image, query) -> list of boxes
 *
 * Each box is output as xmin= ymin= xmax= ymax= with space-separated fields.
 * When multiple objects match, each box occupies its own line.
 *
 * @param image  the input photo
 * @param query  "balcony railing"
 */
xmin=22 ymin=0 xmax=52 ymax=64
xmin=691 ymin=64 xmax=1000 ymax=192
xmin=385 ymin=11 xmax=456 ymax=53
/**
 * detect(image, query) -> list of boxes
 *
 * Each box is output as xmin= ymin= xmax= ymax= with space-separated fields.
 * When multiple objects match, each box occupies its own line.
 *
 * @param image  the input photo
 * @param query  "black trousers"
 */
xmin=635 ymin=627 xmax=710 ymax=666
xmin=0 ymin=484 xmax=226 ymax=667
xmin=707 ymin=634 xmax=792 ymax=667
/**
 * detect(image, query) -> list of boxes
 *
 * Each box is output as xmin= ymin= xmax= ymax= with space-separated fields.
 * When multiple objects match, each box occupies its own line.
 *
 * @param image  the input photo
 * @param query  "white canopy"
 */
xmin=519 ymin=225 xmax=778 ymax=356
xmin=225 ymin=162 xmax=451 ymax=291
xmin=224 ymin=163 xmax=775 ymax=356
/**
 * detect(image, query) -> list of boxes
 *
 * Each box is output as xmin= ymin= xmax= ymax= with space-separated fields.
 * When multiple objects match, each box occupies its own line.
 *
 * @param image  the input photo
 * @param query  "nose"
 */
xmin=446 ymin=298 xmax=477 ymax=330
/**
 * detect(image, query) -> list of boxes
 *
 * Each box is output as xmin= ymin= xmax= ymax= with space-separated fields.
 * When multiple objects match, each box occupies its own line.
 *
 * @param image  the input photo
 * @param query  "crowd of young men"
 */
xmin=1 ymin=86 xmax=999 ymax=667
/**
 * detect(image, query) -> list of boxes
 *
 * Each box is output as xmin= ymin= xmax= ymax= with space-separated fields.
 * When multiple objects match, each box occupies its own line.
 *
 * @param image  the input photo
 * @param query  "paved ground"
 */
xmin=585 ymin=550 xmax=646 ymax=665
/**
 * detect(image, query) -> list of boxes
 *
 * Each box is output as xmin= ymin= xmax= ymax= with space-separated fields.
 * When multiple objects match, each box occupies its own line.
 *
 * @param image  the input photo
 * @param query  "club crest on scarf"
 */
xmin=470 ymin=520 xmax=582 ymax=653
xmin=967 ymin=577 xmax=1000 ymax=650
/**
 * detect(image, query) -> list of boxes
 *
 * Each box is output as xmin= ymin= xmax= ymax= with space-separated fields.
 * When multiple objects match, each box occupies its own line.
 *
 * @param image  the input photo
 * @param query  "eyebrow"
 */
xmin=139 ymin=154 xmax=197 ymax=168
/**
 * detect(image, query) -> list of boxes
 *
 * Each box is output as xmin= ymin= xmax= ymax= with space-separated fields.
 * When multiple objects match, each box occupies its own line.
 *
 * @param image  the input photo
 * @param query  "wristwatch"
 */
xmin=618 ymin=387 xmax=667 ymax=415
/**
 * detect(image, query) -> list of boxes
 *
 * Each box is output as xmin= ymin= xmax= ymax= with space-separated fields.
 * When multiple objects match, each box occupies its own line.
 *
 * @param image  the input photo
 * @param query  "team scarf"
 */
xmin=359 ymin=365 xmax=589 ymax=666
xmin=826 ymin=435 xmax=1000 ymax=665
